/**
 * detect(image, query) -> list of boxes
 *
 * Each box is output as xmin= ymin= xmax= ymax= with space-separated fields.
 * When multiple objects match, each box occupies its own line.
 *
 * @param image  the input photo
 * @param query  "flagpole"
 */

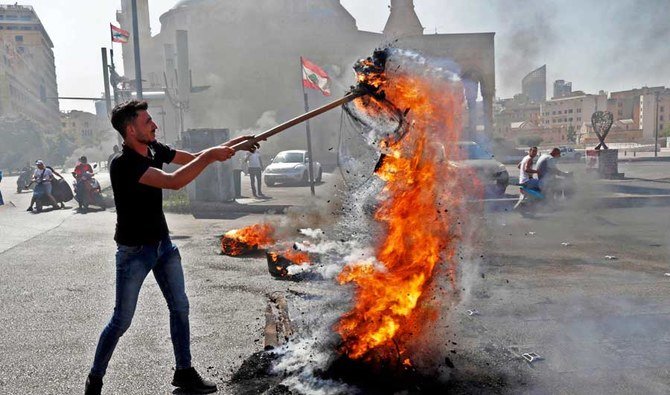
xmin=300 ymin=56 xmax=316 ymax=196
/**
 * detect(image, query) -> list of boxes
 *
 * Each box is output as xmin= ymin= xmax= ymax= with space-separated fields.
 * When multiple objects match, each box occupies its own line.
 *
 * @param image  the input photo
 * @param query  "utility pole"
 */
xmin=131 ymin=0 xmax=143 ymax=99
xmin=655 ymin=91 xmax=660 ymax=157
xmin=101 ymin=48 xmax=112 ymax=116
xmin=109 ymin=49 xmax=120 ymax=105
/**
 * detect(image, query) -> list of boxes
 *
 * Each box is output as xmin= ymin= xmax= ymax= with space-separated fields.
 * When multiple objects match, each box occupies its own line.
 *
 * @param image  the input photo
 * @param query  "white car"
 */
xmin=263 ymin=150 xmax=322 ymax=186
xmin=558 ymin=146 xmax=582 ymax=161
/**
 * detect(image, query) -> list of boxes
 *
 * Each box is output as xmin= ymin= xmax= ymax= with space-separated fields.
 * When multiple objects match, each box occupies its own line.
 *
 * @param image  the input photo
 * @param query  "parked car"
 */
xmin=558 ymin=146 xmax=582 ymax=161
xmin=263 ymin=150 xmax=322 ymax=186
xmin=436 ymin=141 xmax=509 ymax=197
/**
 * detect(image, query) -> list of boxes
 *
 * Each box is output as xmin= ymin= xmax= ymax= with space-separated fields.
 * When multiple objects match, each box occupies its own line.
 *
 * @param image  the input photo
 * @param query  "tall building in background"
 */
xmin=522 ymin=65 xmax=546 ymax=103
xmin=0 ymin=4 xmax=60 ymax=129
xmin=553 ymin=79 xmax=572 ymax=99
xmin=115 ymin=0 xmax=495 ymax=152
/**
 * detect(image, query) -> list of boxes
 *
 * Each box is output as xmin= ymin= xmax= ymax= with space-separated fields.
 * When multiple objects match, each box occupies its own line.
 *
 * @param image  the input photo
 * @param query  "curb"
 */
xmin=478 ymin=194 xmax=670 ymax=212
xmin=618 ymin=156 xmax=670 ymax=163
xmin=189 ymin=201 xmax=291 ymax=215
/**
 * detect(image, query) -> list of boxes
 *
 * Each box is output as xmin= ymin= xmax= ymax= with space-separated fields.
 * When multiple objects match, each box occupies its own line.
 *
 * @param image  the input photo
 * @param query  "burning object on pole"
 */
xmin=220 ymin=223 xmax=275 ymax=256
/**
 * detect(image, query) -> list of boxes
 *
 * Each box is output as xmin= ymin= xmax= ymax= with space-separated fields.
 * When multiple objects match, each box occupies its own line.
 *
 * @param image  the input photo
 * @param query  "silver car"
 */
xmin=454 ymin=141 xmax=509 ymax=197
xmin=263 ymin=150 xmax=323 ymax=186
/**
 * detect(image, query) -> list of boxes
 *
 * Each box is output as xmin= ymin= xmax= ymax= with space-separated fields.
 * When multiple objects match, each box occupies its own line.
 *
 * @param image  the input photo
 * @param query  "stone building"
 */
xmin=0 ymin=4 xmax=59 ymax=130
xmin=603 ymin=86 xmax=670 ymax=142
xmin=60 ymin=110 xmax=111 ymax=146
xmin=115 ymin=0 xmax=495 ymax=161
xmin=540 ymin=92 xmax=608 ymax=131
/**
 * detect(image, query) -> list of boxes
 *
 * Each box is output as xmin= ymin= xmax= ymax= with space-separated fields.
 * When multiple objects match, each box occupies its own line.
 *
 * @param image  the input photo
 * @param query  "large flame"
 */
xmin=335 ymin=55 xmax=466 ymax=361
xmin=221 ymin=224 xmax=275 ymax=256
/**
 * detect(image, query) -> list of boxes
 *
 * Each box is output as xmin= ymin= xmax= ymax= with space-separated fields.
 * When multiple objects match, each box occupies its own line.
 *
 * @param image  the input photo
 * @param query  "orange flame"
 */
xmin=335 ymin=58 xmax=466 ymax=362
xmin=221 ymin=224 xmax=275 ymax=256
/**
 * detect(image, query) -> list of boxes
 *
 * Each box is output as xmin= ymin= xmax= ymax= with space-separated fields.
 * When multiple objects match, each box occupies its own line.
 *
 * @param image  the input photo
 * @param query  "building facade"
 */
xmin=0 ymin=4 xmax=59 ymax=130
xmin=553 ymin=79 xmax=572 ymax=99
xmin=540 ymin=92 xmax=608 ymax=131
xmin=60 ymin=110 xmax=111 ymax=145
xmin=114 ymin=0 xmax=495 ymax=158
xmin=521 ymin=65 xmax=546 ymax=103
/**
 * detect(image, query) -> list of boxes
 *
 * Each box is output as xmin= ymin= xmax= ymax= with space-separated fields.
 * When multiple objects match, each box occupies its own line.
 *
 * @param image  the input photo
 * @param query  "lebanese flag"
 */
xmin=301 ymin=57 xmax=331 ymax=96
xmin=110 ymin=24 xmax=130 ymax=44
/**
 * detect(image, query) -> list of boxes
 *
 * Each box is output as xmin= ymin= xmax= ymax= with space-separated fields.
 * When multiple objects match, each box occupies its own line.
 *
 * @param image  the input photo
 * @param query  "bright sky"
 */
xmin=22 ymin=0 xmax=670 ymax=113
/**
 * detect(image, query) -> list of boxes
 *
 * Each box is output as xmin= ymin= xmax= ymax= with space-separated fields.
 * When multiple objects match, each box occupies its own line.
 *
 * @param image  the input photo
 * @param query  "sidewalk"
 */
xmin=188 ymin=171 xmax=340 ymax=218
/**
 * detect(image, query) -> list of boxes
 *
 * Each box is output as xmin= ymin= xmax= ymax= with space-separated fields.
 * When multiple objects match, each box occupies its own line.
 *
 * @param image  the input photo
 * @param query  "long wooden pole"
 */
xmin=230 ymin=91 xmax=360 ymax=151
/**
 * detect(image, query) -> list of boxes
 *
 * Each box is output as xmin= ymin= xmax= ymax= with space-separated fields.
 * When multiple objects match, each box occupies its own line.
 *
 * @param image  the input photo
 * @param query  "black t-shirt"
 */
xmin=111 ymin=142 xmax=176 ymax=246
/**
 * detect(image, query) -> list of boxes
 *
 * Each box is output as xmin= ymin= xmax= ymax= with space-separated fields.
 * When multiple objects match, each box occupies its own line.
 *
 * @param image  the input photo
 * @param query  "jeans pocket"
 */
xmin=117 ymin=244 xmax=143 ymax=254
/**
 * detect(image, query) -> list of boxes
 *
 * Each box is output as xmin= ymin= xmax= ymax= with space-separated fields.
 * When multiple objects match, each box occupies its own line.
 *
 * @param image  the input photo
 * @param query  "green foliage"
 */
xmin=0 ymin=116 xmax=76 ymax=171
xmin=566 ymin=125 xmax=577 ymax=143
xmin=162 ymin=188 xmax=191 ymax=214
xmin=517 ymin=135 xmax=544 ymax=147
xmin=0 ymin=116 xmax=47 ymax=170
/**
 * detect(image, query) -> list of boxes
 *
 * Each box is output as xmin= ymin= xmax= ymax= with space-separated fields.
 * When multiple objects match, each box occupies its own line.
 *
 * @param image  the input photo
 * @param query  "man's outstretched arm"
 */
xmin=139 ymin=146 xmax=234 ymax=190
xmin=171 ymin=135 xmax=258 ymax=165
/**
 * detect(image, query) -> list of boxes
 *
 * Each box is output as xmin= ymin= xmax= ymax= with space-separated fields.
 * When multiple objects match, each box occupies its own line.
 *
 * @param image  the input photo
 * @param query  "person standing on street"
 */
xmin=85 ymin=100 xmax=258 ymax=395
xmin=245 ymin=149 xmax=264 ymax=198
xmin=0 ymin=170 xmax=4 ymax=206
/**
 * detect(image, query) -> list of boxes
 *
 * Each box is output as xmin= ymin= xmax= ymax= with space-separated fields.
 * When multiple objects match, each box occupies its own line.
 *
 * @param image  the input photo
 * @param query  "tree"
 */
xmin=566 ymin=125 xmax=577 ymax=143
xmin=0 ymin=116 xmax=75 ymax=170
xmin=517 ymin=136 xmax=543 ymax=147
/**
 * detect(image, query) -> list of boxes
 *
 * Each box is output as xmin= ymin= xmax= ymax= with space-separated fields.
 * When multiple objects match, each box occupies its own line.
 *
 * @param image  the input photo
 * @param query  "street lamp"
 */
xmin=655 ymin=91 xmax=660 ymax=157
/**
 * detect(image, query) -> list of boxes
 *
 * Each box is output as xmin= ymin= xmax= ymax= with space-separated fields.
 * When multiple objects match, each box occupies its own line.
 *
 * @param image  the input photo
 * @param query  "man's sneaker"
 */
xmin=26 ymin=207 xmax=33 ymax=212
xmin=84 ymin=374 xmax=103 ymax=395
xmin=172 ymin=367 xmax=217 ymax=394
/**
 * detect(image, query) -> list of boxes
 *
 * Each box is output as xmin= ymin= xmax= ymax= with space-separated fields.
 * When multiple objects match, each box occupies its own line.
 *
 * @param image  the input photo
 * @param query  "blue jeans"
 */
xmin=90 ymin=237 xmax=191 ymax=377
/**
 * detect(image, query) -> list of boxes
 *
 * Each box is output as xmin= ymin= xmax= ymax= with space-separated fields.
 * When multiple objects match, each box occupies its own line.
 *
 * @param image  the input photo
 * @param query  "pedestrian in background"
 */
xmin=0 ymin=170 xmax=4 ymax=205
xmin=245 ymin=149 xmax=265 ymax=198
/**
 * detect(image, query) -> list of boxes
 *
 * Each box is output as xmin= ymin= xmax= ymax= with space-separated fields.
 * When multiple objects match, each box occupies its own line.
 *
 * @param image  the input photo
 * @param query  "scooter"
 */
xmin=74 ymin=174 xmax=108 ymax=212
xmin=26 ymin=175 xmax=73 ymax=212
xmin=513 ymin=184 xmax=545 ymax=217
xmin=16 ymin=169 xmax=33 ymax=193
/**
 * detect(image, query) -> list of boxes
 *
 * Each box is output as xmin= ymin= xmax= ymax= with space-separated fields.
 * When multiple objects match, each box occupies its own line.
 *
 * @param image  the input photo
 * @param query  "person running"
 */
xmin=85 ymin=100 xmax=258 ymax=395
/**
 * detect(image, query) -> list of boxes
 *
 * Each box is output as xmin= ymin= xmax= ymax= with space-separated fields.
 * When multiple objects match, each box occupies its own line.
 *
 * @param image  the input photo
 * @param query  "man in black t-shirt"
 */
xmin=85 ymin=100 xmax=258 ymax=395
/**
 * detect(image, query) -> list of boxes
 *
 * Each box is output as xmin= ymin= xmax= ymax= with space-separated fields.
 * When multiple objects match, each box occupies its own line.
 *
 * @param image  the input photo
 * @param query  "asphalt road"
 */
xmin=0 ymin=161 xmax=669 ymax=394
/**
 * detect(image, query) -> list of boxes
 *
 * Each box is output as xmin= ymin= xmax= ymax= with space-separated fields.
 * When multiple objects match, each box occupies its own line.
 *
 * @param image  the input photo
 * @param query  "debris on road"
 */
xmin=466 ymin=309 xmax=480 ymax=316
xmin=561 ymin=242 xmax=571 ymax=246
xmin=522 ymin=352 xmax=543 ymax=363
xmin=605 ymin=255 xmax=617 ymax=260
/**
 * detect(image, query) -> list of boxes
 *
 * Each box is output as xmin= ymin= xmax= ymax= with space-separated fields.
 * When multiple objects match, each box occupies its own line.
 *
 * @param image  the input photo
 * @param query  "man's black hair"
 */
xmin=111 ymin=100 xmax=148 ymax=137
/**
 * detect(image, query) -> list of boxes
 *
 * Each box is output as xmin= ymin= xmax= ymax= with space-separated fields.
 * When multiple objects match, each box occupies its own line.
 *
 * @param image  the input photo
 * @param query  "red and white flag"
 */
xmin=110 ymin=24 xmax=130 ymax=44
xmin=301 ymin=57 xmax=331 ymax=96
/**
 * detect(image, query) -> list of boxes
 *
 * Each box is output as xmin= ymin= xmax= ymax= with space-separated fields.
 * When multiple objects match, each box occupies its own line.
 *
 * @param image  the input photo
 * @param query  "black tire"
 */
xmin=316 ymin=169 xmax=323 ymax=183
xmin=265 ymin=180 xmax=275 ymax=187
xmin=494 ymin=182 xmax=507 ymax=197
